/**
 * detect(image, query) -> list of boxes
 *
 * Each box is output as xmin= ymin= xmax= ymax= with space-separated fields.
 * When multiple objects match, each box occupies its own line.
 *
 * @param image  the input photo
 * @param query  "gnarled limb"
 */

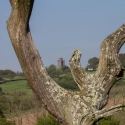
xmin=7 ymin=0 xmax=125 ymax=125
xmin=69 ymin=50 xmax=89 ymax=90
xmin=7 ymin=0 xmax=73 ymax=124
xmin=92 ymin=25 xmax=125 ymax=109
xmin=70 ymin=25 xmax=125 ymax=109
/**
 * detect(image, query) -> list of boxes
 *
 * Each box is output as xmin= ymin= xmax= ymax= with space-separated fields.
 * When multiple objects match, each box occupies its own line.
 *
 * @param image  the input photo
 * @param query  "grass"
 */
xmin=59 ymin=74 xmax=66 ymax=77
xmin=0 ymin=70 xmax=125 ymax=124
xmin=2 ymin=76 xmax=25 ymax=80
xmin=14 ymin=75 xmax=25 ymax=79
xmin=86 ymin=71 xmax=95 ymax=74
xmin=0 ymin=71 xmax=124 ymax=96
xmin=0 ymin=80 xmax=32 ymax=94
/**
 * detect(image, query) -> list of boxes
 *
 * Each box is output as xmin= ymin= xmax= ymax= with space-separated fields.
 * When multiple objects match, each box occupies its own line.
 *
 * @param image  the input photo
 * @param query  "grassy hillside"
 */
xmin=0 ymin=69 xmax=124 ymax=95
xmin=0 ymin=68 xmax=125 ymax=125
xmin=0 ymin=80 xmax=32 ymax=94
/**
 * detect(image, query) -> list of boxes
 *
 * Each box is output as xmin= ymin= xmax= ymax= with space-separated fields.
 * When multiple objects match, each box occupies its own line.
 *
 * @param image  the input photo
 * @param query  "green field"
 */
xmin=0 ymin=80 xmax=32 ymax=94
xmin=87 ymin=71 xmax=95 ymax=74
xmin=0 ymin=70 xmax=125 ymax=125
xmin=0 ymin=71 xmax=125 ymax=95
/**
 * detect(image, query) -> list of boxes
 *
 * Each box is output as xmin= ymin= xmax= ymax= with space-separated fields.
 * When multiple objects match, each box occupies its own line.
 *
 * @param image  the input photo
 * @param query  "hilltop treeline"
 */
xmin=0 ymin=70 xmax=25 ymax=84
xmin=0 ymin=70 xmax=15 ymax=77
xmin=0 ymin=70 xmax=24 ymax=79
xmin=86 ymin=53 xmax=125 ymax=70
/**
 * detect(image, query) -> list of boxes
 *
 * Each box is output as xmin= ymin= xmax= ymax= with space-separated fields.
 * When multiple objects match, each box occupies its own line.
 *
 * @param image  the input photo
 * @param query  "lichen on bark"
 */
xmin=7 ymin=1 xmax=125 ymax=125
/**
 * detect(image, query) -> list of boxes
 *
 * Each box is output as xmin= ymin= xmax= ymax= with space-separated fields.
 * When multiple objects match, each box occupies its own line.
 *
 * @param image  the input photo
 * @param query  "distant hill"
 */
xmin=0 ymin=69 xmax=15 ymax=77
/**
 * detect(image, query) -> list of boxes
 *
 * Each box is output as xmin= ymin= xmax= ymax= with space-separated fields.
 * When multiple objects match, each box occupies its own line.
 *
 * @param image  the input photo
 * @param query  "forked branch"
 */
xmin=70 ymin=25 xmax=125 ymax=95
xmin=70 ymin=25 xmax=125 ymax=110
xmin=96 ymin=25 xmax=125 ymax=89
xmin=7 ymin=0 xmax=125 ymax=125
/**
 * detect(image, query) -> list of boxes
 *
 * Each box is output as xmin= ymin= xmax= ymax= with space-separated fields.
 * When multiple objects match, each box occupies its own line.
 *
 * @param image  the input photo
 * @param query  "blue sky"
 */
xmin=0 ymin=0 xmax=125 ymax=71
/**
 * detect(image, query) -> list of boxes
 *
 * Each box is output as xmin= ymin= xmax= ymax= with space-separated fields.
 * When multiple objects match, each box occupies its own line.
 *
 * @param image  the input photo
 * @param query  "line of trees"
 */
xmin=86 ymin=53 xmax=125 ymax=71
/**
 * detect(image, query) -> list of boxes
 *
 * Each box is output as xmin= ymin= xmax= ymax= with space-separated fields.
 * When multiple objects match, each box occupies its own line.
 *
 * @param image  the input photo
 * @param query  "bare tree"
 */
xmin=7 ymin=0 xmax=125 ymax=125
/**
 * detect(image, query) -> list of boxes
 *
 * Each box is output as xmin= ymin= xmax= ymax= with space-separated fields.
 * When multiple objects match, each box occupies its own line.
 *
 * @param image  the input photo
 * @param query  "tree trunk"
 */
xmin=7 ymin=0 xmax=125 ymax=125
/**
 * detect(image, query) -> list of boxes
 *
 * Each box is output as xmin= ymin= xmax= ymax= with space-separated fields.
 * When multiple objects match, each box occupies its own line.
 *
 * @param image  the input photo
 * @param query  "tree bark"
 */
xmin=7 ymin=0 xmax=125 ymax=125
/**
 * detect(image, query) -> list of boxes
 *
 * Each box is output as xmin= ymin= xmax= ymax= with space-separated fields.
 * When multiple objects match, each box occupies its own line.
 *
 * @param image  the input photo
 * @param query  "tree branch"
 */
xmin=91 ymin=25 xmax=125 ymax=108
xmin=95 ymin=103 xmax=125 ymax=120
xmin=69 ymin=50 xmax=90 ymax=90
xmin=69 ymin=25 xmax=125 ymax=109
xmin=96 ymin=24 xmax=125 ymax=87
xmin=7 ymin=1 xmax=125 ymax=125
xmin=7 ymin=1 xmax=71 ymax=124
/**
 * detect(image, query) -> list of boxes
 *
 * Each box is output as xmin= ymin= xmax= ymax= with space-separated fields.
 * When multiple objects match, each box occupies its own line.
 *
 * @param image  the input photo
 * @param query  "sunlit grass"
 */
xmin=0 ymin=80 xmax=32 ymax=94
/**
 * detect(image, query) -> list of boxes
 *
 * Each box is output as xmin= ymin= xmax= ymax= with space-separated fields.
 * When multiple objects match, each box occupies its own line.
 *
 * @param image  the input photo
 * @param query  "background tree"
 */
xmin=86 ymin=57 xmax=99 ymax=71
xmin=47 ymin=65 xmax=56 ymax=73
xmin=0 ymin=76 xmax=4 ymax=81
xmin=47 ymin=64 xmax=57 ymax=77
xmin=119 ymin=53 xmax=125 ymax=68
xmin=86 ymin=54 xmax=125 ymax=71
xmin=88 ymin=57 xmax=99 ymax=69
xmin=7 ymin=0 xmax=125 ymax=125
xmin=0 ymin=70 xmax=16 ymax=79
